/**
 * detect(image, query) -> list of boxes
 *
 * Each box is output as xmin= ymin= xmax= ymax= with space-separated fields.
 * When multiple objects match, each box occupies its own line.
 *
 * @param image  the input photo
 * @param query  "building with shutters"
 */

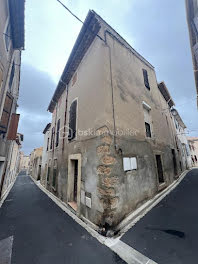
xmin=171 ymin=109 xmax=192 ymax=170
xmin=28 ymin=147 xmax=43 ymax=181
xmin=188 ymin=137 xmax=198 ymax=166
xmin=41 ymin=10 xmax=190 ymax=235
xmin=0 ymin=0 xmax=25 ymax=198
xmin=186 ymin=0 xmax=198 ymax=106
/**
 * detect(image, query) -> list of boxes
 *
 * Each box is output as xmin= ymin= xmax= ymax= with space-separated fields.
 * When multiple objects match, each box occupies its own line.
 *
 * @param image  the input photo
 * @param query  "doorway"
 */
xmin=37 ymin=165 xmax=41 ymax=181
xmin=67 ymin=154 xmax=81 ymax=213
xmin=156 ymin=155 xmax=164 ymax=184
xmin=172 ymin=149 xmax=177 ymax=176
xmin=73 ymin=160 xmax=78 ymax=203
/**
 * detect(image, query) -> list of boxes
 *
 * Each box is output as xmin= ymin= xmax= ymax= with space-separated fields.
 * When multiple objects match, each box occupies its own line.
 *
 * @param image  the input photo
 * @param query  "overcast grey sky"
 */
xmin=17 ymin=0 xmax=198 ymax=155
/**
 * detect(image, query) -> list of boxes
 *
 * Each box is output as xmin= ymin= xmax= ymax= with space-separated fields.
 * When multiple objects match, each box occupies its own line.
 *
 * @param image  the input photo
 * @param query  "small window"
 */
xmin=143 ymin=69 xmax=150 ymax=90
xmin=47 ymin=163 xmax=51 ymax=183
xmin=123 ymin=157 xmax=137 ymax=171
xmin=72 ymin=72 xmax=77 ymax=86
xmin=46 ymin=137 xmax=49 ymax=151
xmin=52 ymin=159 xmax=57 ymax=189
xmin=56 ymin=119 xmax=60 ymax=147
xmin=5 ymin=22 xmax=11 ymax=51
xmin=50 ymin=127 xmax=55 ymax=149
xmin=145 ymin=122 xmax=151 ymax=138
xmin=68 ymin=100 xmax=77 ymax=141
xmin=9 ymin=62 xmax=15 ymax=91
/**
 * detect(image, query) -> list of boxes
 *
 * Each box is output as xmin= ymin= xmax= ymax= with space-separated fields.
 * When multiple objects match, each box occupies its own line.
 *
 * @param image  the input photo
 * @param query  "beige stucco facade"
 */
xmin=0 ymin=0 xmax=25 ymax=198
xmin=41 ymin=11 xmax=190 ymax=234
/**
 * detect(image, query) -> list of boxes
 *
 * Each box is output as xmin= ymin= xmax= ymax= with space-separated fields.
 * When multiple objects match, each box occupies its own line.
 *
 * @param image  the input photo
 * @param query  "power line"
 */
xmin=57 ymin=0 xmax=84 ymax=24
xmin=56 ymin=0 xmax=105 ymax=42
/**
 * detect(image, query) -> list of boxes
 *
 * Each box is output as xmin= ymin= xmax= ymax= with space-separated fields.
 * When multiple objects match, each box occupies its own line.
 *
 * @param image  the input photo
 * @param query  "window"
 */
xmin=56 ymin=119 xmax=60 ymax=147
xmin=47 ymin=137 xmax=49 ymax=151
xmin=156 ymin=155 xmax=164 ymax=184
xmin=50 ymin=127 xmax=55 ymax=149
xmin=0 ymin=93 xmax=13 ymax=133
xmin=123 ymin=157 xmax=137 ymax=171
xmin=5 ymin=22 xmax=11 ymax=51
xmin=47 ymin=161 xmax=51 ymax=183
xmin=72 ymin=72 xmax=77 ymax=86
xmin=68 ymin=100 xmax=77 ymax=141
xmin=145 ymin=122 xmax=151 ymax=138
xmin=143 ymin=69 xmax=150 ymax=90
xmin=0 ymin=68 xmax=3 ymax=91
xmin=143 ymin=102 xmax=152 ymax=138
xmin=9 ymin=62 xmax=15 ymax=91
xmin=52 ymin=159 xmax=57 ymax=189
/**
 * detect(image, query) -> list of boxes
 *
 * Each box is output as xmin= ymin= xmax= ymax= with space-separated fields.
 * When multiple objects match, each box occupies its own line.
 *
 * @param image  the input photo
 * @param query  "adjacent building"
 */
xmin=19 ymin=152 xmax=30 ymax=172
xmin=0 ymin=0 xmax=25 ymax=198
xmin=171 ymin=108 xmax=192 ymax=170
xmin=41 ymin=11 xmax=191 ymax=234
xmin=1 ymin=133 xmax=23 ymax=196
xmin=186 ymin=0 xmax=198 ymax=105
xmin=41 ymin=123 xmax=51 ymax=186
xmin=28 ymin=147 xmax=43 ymax=181
xmin=188 ymin=137 xmax=198 ymax=166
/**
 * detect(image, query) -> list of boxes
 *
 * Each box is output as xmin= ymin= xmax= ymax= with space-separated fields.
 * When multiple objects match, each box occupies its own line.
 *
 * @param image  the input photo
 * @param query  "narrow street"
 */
xmin=122 ymin=168 xmax=198 ymax=264
xmin=0 ymin=172 xmax=125 ymax=264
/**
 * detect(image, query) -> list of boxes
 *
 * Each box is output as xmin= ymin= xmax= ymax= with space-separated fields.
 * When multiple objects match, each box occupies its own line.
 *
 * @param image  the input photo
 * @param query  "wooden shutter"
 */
xmin=50 ymin=127 xmax=55 ymax=150
xmin=9 ymin=62 xmax=15 ymax=90
xmin=0 ymin=68 xmax=3 ymax=90
xmin=56 ymin=119 xmax=60 ymax=147
xmin=68 ymin=100 xmax=77 ymax=141
xmin=7 ymin=113 xmax=20 ymax=140
xmin=0 ymin=93 xmax=13 ymax=133
xmin=143 ymin=69 xmax=150 ymax=90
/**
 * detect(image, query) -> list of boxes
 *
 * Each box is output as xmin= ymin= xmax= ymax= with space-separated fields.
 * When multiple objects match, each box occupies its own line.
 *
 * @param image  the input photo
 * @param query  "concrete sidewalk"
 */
xmin=121 ymin=168 xmax=198 ymax=264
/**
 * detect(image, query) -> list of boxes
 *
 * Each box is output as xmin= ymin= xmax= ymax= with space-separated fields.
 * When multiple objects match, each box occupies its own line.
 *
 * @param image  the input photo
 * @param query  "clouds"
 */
xmin=19 ymin=0 xmax=198 ymax=154
xmin=17 ymin=64 xmax=55 ymax=154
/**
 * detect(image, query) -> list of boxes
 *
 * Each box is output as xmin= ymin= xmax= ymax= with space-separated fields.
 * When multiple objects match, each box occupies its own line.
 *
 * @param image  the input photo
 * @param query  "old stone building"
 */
xmin=186 ymin=0 xmax=198 ymax=105
xmin=188 ymin=137 xmax=198 ymax=166
xmin=28 ymin=147 xmax=43 ymax=181
xmin=171 ymin=108 xmax=192 ymax=170
xmin=1 ymin=133 xmax=23 ymax=196
xmin=0 ymin=0 xmax=25 ymax=198
xmin=41 ymin=123 xmax=51 ymax=186
xmin=41 ymin=11 xmax=189 ymax=233
xmin=19 ymin=152 xmax=30 ymax=172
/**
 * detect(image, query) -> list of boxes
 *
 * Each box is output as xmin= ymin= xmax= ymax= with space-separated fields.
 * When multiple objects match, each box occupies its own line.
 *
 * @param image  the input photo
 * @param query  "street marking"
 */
xmin=110 ymin=240 xmax=157 ymax=264
xmin=30 ymin=175 xmax=158 ymax=264
xmin=0 ymin=236 xmax=13 ymax=264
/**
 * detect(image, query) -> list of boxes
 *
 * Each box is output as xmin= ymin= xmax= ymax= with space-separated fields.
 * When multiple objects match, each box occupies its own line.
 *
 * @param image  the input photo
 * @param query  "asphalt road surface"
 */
xmin=122 ymin=168 xmax=198 ymax=264
xmin=0 ymin=172 xmax=125 ymax=264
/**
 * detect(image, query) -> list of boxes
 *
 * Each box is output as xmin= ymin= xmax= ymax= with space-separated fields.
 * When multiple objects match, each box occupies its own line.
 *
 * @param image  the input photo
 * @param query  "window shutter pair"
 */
xmin=68 ymin=100 xmax=77 ymax=141
xmin=0 ymin=93 xmax=13 ymax=133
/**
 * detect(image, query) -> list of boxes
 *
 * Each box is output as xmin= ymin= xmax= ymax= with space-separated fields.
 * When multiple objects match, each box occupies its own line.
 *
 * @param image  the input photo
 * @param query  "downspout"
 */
xmin=62 ymin=83 xmax=68 ymax=153
xmin=104 ymin=30 xmax=117 ymax=151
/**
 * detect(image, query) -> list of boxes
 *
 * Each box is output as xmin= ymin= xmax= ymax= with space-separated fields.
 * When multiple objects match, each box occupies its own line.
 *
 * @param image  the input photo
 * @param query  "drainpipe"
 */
xmin=62 ymin=83 xmax=68 ymax=153
xmin=104 ymin=30 xmax=117 ymax=151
